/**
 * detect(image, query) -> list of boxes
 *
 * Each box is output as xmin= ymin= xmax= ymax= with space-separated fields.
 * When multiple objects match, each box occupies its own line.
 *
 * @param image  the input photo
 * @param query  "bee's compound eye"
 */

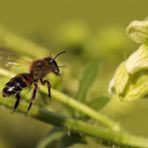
xmin=49 ymin=60 xmax=53 ymax=64
xmin=50 ymin=59 xmax=53 ymax=62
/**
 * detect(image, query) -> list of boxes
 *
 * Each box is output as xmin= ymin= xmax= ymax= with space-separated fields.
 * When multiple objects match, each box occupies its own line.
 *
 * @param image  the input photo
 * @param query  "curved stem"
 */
xmin=45 ymin=87 xmax=120 ymax=131
xmin=0 ymin=98 xmax=148 ymax=148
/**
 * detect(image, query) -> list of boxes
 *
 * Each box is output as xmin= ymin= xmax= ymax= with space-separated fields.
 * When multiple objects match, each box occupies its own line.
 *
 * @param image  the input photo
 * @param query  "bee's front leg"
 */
xmin=40 ymin=79 xmax=51 ymax=99
xmin=11 ymin=92 xmax=21 ymax=113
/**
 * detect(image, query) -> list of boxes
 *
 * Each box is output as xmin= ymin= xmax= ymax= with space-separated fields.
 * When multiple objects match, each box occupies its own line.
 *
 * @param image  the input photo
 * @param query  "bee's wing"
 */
xmin=0 ymin=47 xmax=16 ymax=68
xmin=9 ymin=56 xmax=33 ymax=73
xmin=0 ymin=47 xmax=33 ymax=72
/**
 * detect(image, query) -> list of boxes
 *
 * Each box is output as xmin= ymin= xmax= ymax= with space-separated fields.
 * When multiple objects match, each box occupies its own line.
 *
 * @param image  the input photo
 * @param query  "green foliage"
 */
xmin=0 ymin=18 xmax=148 ymax=148
xmin=88 ymin=96 xmax=110 ymax=111
xmin=76 ymin=60 xmax=100 ymax=103
xmin=58 ymin=132 xmax=86 ymax=148
xmin=37 ymin=129 xmax=64 ymax=148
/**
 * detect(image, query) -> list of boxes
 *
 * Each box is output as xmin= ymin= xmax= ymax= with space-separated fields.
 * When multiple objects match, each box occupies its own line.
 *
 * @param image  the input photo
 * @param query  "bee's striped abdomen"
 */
xmin=2 ymin=73 xmax=32 ymax=97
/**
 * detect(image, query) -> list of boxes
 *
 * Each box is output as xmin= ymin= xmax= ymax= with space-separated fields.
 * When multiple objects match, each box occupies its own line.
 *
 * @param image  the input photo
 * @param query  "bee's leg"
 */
xmin=27 ymin=81 xmax=38 ymax=113
xmin=40 ymin=78 xmax=51 ymax=99
xmin=11 ymin=92 xmax=21 ymax=113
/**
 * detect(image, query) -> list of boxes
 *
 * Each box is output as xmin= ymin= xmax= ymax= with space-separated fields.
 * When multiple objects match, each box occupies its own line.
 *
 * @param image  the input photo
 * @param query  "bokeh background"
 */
xmin=0 ymin=0 xmax=148 ymax=148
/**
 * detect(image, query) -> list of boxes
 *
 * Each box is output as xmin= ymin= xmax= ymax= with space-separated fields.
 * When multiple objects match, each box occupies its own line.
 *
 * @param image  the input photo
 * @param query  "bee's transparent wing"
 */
xmin=0 ymin=47 xmax=32 ymax=72
xmin=0 ymin=47 xmax=17 ymax=68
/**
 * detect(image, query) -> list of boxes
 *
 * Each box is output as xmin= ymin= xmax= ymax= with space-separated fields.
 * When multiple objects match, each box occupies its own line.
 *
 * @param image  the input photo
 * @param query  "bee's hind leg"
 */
xmin=11 ymin=92 xmax=21 ymax=114
xmin=27 ymin=81 xmax=38 ymax=113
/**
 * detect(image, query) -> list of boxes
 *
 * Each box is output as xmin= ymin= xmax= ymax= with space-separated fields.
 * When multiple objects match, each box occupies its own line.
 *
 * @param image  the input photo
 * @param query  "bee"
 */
xmin=2 ymin=51 xmax=66 ymax=113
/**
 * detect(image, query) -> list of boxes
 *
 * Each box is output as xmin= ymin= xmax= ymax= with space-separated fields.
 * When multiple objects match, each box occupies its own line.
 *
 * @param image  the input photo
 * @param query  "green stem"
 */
xmin=0 ymin=68 xmax=119 ymax=131
xmin=0 ymin=98 xmax=148 ymax=148
xmin=48 ymin=88 xmax=120 ymax=131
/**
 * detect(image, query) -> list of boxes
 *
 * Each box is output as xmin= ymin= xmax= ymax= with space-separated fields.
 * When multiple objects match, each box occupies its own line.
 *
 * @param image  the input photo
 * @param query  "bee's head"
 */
xmin=48 ymin=51 xmax=66 ymax=76
xmin=48 ymin=58 xmax=60 ymax=76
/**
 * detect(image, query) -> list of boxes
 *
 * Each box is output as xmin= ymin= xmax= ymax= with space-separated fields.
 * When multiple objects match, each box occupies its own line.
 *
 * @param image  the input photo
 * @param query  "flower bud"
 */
xmin=127 ymin=20 xmax=148 ymax=44
xmin=109 ymin=46 xmax=148 ymax=101
xmin=108 ymin=62 xmax=129 ymax=97
xmin=109 ymin=19 xmax=148 ymax=102
xmin=121 ymin=72 xmax=148 ymax=101
xmin=126 ymin=45 xmax=148 ymax=74
xmin=108 ymin=19 xmax=148 ymax=102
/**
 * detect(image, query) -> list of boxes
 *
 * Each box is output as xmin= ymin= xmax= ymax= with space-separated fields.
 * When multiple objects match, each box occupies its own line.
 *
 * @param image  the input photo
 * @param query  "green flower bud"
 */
xmin=127 ymin=20 xmax=148 ymax=44
xmin=108 ymin=62 xmax=129 ymax=96
xmin=121 ymin=71 xmax=148 ymax=101
xmin=126 ymin=44 xmax=148 ymax=74
xmin=109 ymin=19 xmax=148 ymax=102
xmin=109 ymin=45 xmax=148 ymax=101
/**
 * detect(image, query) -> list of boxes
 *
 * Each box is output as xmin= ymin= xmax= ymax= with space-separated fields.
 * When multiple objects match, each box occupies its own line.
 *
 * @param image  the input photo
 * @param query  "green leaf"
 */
xmin=88 ymin=96 xmax=110 ymax=111
xmin=37 ymin=129 xmax=86 ymax=148
xmin=76 ymin=60 xmax=100 ymax=102
xmin=36 ymin=128 xmax=64 ymax=148
xmin=77 ymin=96 xmax=110 ymax=120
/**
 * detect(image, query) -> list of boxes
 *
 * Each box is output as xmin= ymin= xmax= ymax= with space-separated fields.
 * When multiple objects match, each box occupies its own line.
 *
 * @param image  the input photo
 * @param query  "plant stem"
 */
xmin=44 ymin=87 xmax=120 ymax=131
xmin=0 ymin=98 xmax=148 ymax=148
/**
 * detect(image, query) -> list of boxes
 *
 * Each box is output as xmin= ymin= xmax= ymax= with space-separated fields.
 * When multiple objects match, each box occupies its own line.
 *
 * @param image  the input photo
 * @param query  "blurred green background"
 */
xmin=0 ymin=0 xmax=148 ymax=148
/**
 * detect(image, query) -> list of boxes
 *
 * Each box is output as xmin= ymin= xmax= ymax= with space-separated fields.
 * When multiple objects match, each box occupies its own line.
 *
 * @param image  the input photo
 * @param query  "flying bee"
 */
xmin=2 ymin=50 xmax=66 ymax=113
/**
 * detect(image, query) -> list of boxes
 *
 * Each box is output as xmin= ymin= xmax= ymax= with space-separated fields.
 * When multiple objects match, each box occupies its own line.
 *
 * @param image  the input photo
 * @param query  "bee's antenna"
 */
xmin=54 ymin=50 xmax=66 ymax=59
xmin=49 ymin=49 xmax=54 ymax=57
